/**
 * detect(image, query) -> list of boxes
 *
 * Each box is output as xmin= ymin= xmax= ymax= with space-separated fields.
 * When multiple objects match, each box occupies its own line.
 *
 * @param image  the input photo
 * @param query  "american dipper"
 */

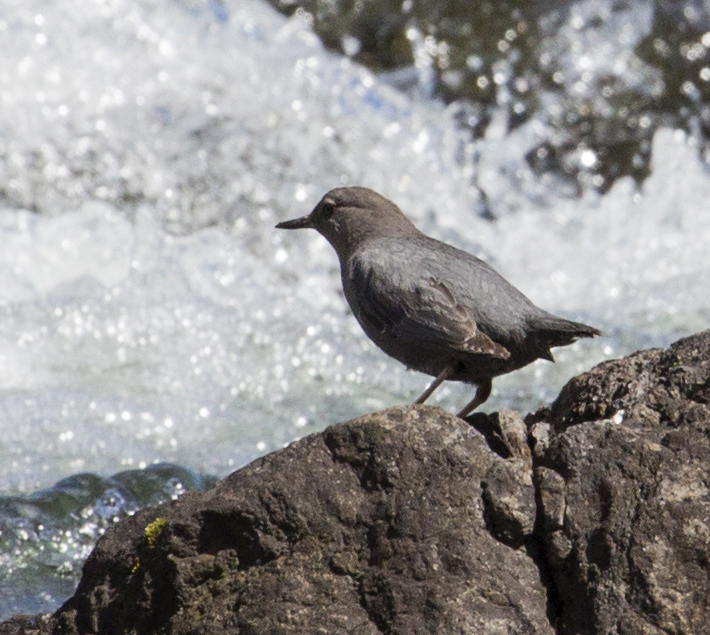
xmin=276 ymin=187 xmax=601 ymax=417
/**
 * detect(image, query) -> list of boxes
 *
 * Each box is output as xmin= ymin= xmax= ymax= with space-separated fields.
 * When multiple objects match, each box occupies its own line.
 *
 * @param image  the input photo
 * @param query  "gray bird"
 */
xmin=276 ymin=187 xmax=601 ymax=417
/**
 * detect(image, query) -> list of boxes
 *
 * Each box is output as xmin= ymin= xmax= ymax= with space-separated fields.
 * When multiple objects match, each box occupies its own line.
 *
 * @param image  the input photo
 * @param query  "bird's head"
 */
xmin=276 ymin=187 xmax=419 ymax=255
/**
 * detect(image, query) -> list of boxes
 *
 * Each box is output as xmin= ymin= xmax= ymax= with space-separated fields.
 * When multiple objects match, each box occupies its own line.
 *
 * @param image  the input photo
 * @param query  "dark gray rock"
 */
xmin=49 ymin=406 xmax=553 ymax=635
xmin=534 ymin=330 xmax=710 ymax=634
xmin=475 ymin=410 xmax=537 ymax=548
xmin=535 ymin=467 xmax=565 ymax=532
xmin=481 ymin=456 xmax=536 ymax=548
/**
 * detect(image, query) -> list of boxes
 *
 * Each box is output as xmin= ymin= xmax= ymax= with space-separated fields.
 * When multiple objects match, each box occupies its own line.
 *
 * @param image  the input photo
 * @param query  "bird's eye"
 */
xmin=321 ymin=202 xmax=335 ymax=218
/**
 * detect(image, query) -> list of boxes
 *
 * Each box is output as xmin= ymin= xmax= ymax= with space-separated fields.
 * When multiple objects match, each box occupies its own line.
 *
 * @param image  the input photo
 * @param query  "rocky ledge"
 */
xmin=3 ymin=330 xmax=709 ymax=635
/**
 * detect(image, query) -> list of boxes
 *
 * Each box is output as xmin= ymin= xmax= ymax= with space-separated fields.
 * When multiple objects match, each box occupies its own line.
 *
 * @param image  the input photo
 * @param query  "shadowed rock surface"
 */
xmin=2 ymin=330 xmax=709 ymax=634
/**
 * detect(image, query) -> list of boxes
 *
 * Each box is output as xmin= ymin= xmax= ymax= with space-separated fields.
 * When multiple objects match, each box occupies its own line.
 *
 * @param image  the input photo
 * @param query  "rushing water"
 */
xmin=0 ymin=0 xmax=709 ymax=619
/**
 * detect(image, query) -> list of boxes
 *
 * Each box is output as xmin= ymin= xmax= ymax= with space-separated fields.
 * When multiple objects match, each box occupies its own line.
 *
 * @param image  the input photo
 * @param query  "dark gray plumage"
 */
xmin=276 ymin=186 xmax=601 ymax=416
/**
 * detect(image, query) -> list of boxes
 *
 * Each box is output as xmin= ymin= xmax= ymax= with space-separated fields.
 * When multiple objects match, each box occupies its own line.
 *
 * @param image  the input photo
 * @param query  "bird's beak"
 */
xmin=275 ymin=214 xmax=313 ymax=230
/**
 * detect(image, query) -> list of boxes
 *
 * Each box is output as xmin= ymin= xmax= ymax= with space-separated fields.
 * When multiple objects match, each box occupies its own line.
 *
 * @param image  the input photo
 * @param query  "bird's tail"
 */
xmin=528 ymin=312 xmax=602 ymax=351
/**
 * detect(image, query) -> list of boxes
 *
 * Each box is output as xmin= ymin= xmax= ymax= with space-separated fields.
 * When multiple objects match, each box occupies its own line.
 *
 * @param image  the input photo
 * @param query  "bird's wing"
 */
xmin=348 ymin=257 xmax=510 ymax=360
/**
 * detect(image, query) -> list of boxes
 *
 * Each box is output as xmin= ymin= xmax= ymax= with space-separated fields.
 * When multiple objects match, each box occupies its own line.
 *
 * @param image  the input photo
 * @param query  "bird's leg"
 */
xmin=413 ymin=360 xmax=458 ymax=405
xmin=457 ymin=379 xmax=492 ymax=418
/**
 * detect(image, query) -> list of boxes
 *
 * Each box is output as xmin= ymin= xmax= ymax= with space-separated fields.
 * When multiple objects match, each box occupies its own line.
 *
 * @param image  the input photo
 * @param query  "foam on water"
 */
xmin=0 ymin=0 xmax=477 ymax=493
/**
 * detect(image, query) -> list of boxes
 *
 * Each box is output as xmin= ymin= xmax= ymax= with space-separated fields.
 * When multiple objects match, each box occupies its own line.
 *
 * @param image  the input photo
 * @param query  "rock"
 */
xmin=466 ymin=409 xmax=531 ymax=460
xmin=468 ymin=410 xmax=537 ymax=548
xmin=547 ymin=530 xmax=572 ymax=564
xmin=535 ymin=467 xmax=565 ymax=531
xmin=549 ymin=330 xmax=710 ymax=432
xmin=49 ymin=406 xmax=553 ymax=635
xmin=4 ymin=330 xmax=710 ymax=634
xmin=537 ymin=330 xmax=710 ymax=634
xmin=529 ymin=422 xmax=551 ymax=460
xmin=481 ymin=457 xmax=536 ymax=548
xmin=0 ymin=615 xmax=51 ymax=635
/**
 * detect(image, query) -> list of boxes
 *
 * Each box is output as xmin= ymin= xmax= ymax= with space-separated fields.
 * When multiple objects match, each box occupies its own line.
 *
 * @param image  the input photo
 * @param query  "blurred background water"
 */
xmin=0 ymin=0 xmax=709 ymax=619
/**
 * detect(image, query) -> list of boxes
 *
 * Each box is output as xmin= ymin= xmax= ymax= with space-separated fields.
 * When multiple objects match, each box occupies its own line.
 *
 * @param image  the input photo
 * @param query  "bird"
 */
xmin=276 ymin=187 xmax=601 ymax=417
